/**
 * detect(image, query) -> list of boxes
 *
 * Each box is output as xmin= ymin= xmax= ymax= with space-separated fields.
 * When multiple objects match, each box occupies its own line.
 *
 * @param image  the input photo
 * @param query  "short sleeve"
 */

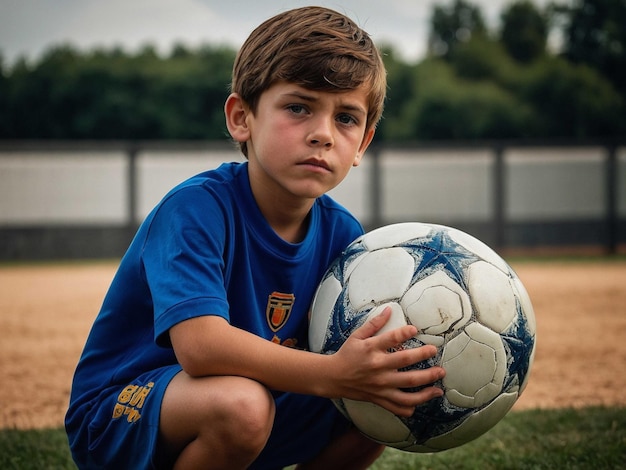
xmin=142 ymin=185 xmax=231 ymax=346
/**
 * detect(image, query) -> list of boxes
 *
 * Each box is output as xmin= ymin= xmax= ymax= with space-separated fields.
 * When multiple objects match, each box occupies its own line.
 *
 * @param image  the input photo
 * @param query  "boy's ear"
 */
xmin=353 ymin=127 xmax=376 ymax=167
xmin=224 ymin=93 xmax=251 ymax=143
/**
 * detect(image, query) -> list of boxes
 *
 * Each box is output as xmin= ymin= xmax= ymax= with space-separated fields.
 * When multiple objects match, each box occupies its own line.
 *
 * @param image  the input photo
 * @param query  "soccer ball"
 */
xmin=309 ymin=222 xmax=536 ymax=452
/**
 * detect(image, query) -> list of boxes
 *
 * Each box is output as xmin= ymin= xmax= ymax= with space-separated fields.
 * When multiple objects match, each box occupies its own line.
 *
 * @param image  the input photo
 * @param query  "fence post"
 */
xmin=369 ymin=145 xmax=383 ymax=229
xmin=127 ymin=142 xmax=139 ymax=239
xmin=492 ymin=144 xmax=506 ymax=251
xmin=606 ymin=144 xmax=618 ymax=255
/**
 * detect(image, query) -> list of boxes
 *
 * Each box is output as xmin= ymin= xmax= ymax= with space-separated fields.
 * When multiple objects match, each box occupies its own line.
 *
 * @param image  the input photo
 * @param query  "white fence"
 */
xmin=1 ymin=141 xmax=624 ymax=259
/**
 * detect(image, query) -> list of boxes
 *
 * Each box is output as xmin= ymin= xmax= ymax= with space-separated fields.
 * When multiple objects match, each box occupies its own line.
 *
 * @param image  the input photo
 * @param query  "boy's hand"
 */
xmin=332 ymin=306 xmax=445 ymax=417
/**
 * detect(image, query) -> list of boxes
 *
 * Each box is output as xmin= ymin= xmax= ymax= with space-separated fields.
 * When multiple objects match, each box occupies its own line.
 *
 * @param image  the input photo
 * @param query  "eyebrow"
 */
xmin=282 ymin=91 xmax=367 ymax=117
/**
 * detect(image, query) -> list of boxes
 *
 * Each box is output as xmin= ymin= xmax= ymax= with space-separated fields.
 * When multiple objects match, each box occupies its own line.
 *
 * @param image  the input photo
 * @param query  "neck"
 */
xmin=260 ymin=198 xmax=313 ymax=243
xmin=249 ymin=179 xmax=315 ymax=244
xmin=271 ymin=211 xmax=312 ymax=243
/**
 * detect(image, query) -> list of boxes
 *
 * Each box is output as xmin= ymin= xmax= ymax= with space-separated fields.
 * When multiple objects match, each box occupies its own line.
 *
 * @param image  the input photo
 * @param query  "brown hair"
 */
xmin=230 ymin=6 xmax=387 ymax=156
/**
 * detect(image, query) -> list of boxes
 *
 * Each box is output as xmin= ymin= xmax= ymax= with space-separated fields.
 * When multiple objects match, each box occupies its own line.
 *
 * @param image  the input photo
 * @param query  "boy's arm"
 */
xmin=169 ymin=308 xmax=445 ymax=417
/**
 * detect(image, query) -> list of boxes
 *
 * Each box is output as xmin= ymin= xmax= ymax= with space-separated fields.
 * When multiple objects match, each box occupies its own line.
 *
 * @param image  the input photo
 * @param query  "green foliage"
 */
xmin=1 ymin=43 xmax=235 ymax=140
xmin=383 ymin=51 xmax=533 ymax=141
xmin=558 ymin=0 xmax=626 ymax=95
xmin=521 ymin=56 xmax=625 ymax=138
xmin=500 ymin=0 xmax=549 ymax=63
xmin=1 ymin=0 xmax=625 ymax=142
xmin=428 ymin=0 xmax=488 ymax=59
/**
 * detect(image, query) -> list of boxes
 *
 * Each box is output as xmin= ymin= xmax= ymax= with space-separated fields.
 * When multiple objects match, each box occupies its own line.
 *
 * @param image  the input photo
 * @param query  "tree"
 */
xmin=428 ymin=0 xmax=487 ymax=59
xmin=557 ymin=0 xmax=626 ymax=94
xmin=0 ymin=43 xmax=237 ymax=140
xmin=500 ymin=0 xmax=549 ymax=63
xmin=377 ymin=45 xmax=416 ymax=141
xmin=0 ymin=52 xmax=7 ymax=135
xmin=449 ymin=35 xmax=516 ymax=81
xmin=521 ymin=56 xmax=624 ymax=138
xmin=381 ymin=58 xmax=532 ymax=141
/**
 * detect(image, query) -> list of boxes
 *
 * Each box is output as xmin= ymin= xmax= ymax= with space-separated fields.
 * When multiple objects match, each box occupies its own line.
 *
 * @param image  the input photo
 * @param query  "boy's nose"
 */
xmin=308 ymin=119 xmax=334 ymax=148
xmin=309 ymin=137 xmax=333 ymax=147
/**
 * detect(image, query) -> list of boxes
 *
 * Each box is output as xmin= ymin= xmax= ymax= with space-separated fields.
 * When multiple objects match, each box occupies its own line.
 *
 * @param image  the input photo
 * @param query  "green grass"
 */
xmin=1 ymin=407 xmax=624 ymax=469
xmin=0 ymin=427 xmax=75 ymax=469
xmin=371 ymin=407 xmax=626 ymax=470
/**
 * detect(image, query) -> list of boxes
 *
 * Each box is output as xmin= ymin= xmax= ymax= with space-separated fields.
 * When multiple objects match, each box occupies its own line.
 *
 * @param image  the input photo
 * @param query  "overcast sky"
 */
xmin=1 ymin=0 xmax=554 ymax=65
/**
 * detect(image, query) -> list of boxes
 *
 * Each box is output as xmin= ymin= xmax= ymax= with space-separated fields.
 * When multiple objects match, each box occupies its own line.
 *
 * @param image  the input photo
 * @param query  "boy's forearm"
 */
xmin=170 ymin=315 xmax=339 ymax=398
xmin=170 ymin=312 xmax=445 ymax=417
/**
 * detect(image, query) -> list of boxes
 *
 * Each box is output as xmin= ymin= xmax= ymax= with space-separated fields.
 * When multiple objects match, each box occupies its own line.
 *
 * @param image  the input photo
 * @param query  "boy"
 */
xmin=65 ymin=6 xmax=445 ymax=469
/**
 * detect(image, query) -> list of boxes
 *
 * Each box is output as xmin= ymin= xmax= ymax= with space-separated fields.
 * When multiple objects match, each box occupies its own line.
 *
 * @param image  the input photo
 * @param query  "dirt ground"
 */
xmin=1 ymin=259 xmax=625 ymax=429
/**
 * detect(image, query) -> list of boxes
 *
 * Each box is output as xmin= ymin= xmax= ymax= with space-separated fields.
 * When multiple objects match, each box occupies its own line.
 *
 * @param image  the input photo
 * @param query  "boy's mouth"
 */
xmin=300 ymin=157 xmax=331 ymax=172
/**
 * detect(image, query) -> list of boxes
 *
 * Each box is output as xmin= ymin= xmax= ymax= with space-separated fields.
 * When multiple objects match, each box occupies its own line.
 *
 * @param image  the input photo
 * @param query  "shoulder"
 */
xmin=171 ymin=161 xmax=245 ymax=197
xmin=316 ymin=194 xmax=361 ymax=228
xmin=314 ymin=194 xmax=364 ymax=245
xmin=143 ymin=162 xmax=247 ymax=237
xmin=155 ymin=162 xmax=245 ymax=212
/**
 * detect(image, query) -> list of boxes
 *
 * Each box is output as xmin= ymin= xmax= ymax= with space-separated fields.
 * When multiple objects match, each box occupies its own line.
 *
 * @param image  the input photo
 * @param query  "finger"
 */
xmin=384 ymin=344 xmax=439 ymax=370
xmin=384 ymin=386 xmax=445 ymax=417
xmin=383 ymin=365 xmax=446 ymax=390
xmin=371 ymin=324 xmax=420 ymax=351
xmin=371 ymin=385 xmax=444 ymax=418
xmin=374 ymin=397 xmax=417 ymax=418
xmin=350 ymin=306 xmax=394 ymax=340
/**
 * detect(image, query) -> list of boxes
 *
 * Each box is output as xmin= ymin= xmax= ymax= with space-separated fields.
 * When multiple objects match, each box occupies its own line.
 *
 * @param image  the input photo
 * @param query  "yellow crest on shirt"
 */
xmin=266 ymin=292 xmax=295 ymax=332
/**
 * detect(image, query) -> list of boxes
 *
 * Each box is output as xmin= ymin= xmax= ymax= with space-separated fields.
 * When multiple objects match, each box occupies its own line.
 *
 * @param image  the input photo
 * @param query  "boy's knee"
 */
xmin=213 ymin=378 xmax=275 ymax=455
xmin=161 ymin=375 xmax=276 ymax=467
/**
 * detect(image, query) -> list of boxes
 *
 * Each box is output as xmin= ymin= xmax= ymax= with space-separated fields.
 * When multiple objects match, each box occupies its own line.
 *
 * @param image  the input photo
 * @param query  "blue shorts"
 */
xmin=251 ymin=391 xmax=351 ymax=470
xmin=66 ymin=365 xmax=350 ymax=469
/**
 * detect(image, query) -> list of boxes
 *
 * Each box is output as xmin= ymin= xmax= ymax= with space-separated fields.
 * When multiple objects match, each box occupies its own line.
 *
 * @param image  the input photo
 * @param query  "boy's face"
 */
xmin=231 ymin=81 xmax=375 ymax=203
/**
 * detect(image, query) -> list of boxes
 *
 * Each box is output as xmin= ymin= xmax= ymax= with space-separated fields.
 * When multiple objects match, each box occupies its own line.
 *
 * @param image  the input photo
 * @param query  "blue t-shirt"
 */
xmin=68 ymin=161 xmax=363 ymax=412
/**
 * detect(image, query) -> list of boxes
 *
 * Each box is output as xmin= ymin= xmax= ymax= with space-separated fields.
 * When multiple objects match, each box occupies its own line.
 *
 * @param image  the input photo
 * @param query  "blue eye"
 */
xmin=337 ymin=114 xmax=357 ymax=126
xmin=288 ymin=104 xmax=307 ymax=114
